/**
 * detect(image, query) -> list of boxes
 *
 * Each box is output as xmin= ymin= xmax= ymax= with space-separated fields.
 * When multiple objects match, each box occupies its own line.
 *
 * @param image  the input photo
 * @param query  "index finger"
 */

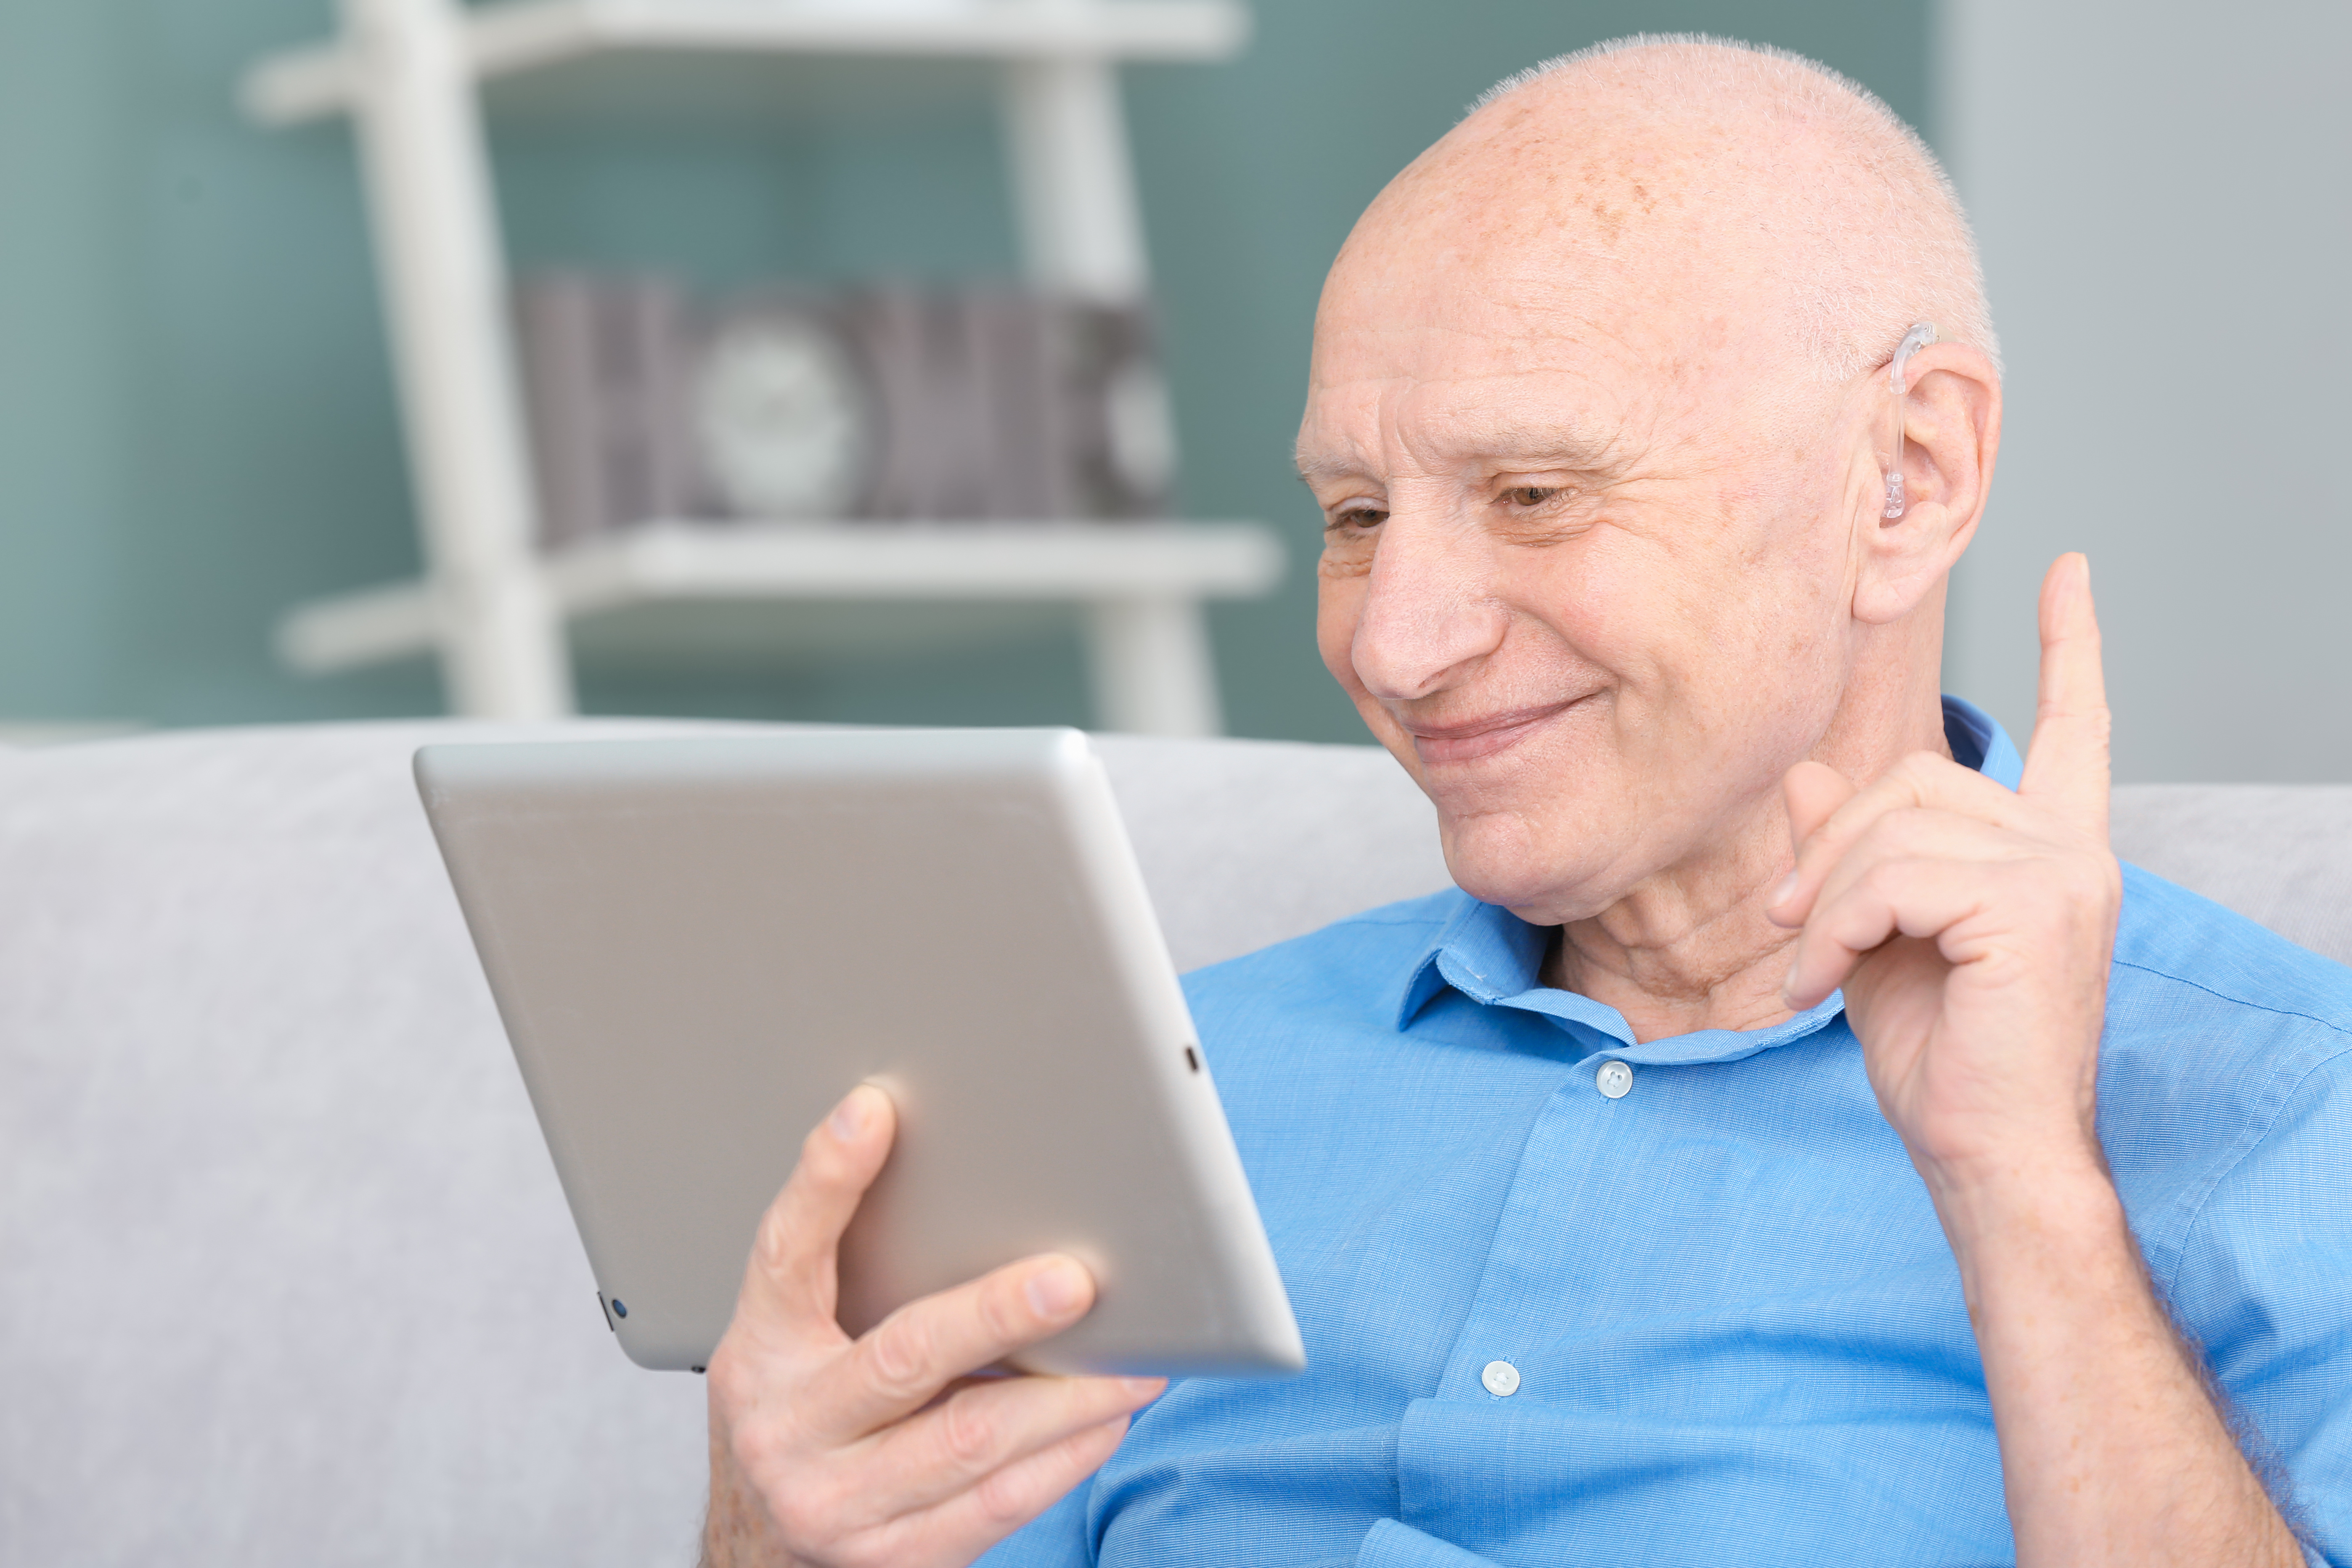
xmin=804 ymin=1252 xmax=1100 ymax=1443
xmin=2017 ymin=551 xmax=2111 ymax=834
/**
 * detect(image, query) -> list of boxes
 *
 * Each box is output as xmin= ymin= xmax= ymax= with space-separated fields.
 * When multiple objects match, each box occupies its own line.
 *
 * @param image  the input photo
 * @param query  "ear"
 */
xmin=1851 ymin=342 xmax=2002 ymax=625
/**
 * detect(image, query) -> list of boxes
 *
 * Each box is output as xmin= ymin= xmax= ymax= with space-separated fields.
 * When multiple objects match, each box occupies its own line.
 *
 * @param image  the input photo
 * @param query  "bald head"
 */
xmin=1342 ymin=34 xmax=1996 ymax=389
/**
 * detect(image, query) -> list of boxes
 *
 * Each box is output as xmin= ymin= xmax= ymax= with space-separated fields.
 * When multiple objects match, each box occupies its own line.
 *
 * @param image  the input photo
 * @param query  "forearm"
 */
xmin=1928 ymin=1156 xmax=2303 ymax=1568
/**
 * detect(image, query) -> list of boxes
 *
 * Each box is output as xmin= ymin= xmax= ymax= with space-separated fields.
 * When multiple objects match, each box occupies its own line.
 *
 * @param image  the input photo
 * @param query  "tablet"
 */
xmin=413 ymin=728 xmax=1304 ymax=1379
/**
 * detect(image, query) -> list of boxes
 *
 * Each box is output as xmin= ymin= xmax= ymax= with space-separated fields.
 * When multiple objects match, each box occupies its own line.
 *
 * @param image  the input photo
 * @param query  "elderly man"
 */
xmin=700 ymin=36 xmax=2349 ymax=1568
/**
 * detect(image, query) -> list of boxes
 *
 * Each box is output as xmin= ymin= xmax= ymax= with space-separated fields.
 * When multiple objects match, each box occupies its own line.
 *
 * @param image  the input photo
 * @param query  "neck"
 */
xmin=1541 ymin=641 xmax=1954 ymax=1043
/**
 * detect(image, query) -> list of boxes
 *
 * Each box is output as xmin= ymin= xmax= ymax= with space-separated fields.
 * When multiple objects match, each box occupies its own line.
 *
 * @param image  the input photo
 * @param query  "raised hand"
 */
xmin=1766 ymin=562 xmax=2308 ymax=1566
xmin=1767 ymin=552 xmax=2119 ymax=1191
xmin=702 ymin=1085 xmax=1164 ymax=1568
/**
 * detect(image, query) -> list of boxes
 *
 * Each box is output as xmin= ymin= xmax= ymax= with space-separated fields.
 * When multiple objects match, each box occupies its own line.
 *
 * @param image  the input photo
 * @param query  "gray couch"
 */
xmin=3 ymin=722 xmax=2347 ymax=1567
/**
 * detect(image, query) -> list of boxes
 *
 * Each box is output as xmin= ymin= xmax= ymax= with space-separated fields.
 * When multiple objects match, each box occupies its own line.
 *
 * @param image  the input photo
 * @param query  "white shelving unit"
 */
xmin=241 ymin=0 xmax=1276 ymax=735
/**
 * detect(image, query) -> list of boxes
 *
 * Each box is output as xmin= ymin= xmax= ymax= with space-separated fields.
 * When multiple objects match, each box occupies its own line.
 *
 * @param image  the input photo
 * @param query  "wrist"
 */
xmin=704 ymin=1424 xmax=795 ymax=1568
xmin=1916 ymin=1141 xmax=2128 ymax=1292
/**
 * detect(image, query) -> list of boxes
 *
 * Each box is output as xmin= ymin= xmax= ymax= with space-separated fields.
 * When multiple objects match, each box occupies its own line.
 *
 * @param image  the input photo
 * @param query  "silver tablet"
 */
xmin=414 ymin=728 xmax=1304 ymax=1379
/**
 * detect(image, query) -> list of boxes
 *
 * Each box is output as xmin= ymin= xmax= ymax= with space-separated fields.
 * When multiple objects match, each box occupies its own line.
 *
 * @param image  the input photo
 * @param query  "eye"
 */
xmin=1325 ymin=503 xmax=1389 ymax=532
xmin=1501 ymin=485 xmax=1563 ymax=509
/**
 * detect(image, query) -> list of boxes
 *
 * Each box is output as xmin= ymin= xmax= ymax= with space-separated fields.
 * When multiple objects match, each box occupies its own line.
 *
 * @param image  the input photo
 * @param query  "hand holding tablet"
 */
xmin=702 ymin=1084 xmax=1165 ymax=1568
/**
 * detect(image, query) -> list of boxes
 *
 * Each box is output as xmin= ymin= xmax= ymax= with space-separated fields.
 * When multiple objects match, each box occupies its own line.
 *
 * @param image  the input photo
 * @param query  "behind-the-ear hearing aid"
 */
xmin=1883 ymin=322 xmax=1937 ymax=519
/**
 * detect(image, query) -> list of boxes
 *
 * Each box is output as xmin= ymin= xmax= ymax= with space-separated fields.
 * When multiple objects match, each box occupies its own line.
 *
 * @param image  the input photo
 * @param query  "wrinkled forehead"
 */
xmin=1310 ymin=245 xmax=1689 ymax=381
xmin=1298 ymin=246 xmax=1765 ymax=477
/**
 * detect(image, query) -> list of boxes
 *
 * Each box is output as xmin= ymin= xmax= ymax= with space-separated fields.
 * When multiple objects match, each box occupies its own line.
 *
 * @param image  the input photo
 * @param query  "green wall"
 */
xmin=0 ymin=0 xmax=1928 ymax=738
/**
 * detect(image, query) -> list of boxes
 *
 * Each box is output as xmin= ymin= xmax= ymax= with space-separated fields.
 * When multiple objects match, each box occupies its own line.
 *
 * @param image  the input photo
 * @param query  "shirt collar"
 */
xmin=1388 ymin=694 xmax=2023 ymax=1058
xmin=1942 ymin=693 xmax=2023 ymax=789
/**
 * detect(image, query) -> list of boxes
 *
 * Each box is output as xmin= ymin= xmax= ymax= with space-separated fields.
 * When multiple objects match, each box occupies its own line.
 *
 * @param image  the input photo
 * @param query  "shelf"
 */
xmin=245 ymin=0 xmax=1251 ymax=125
xmin=280 ymin=520 xmax=1285 ymax=674
xmin=243 ymin=0 xmax=1263 ymax=730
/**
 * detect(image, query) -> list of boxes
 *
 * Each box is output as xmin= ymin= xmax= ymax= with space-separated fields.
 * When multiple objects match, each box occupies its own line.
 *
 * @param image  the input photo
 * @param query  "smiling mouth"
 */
xmin=1401 ymin=698 xmax=1585 ymax=765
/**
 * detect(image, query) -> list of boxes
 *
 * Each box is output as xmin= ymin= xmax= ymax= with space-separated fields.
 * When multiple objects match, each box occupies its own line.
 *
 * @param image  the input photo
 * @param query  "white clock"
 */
xmin=691 ymin=310 xmax=876 ymax=522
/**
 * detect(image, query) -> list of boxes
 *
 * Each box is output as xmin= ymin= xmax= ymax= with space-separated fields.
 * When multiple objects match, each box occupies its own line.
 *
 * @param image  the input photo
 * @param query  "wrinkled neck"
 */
xmin=1544 ymin=618 xmax=1954 ymax=1043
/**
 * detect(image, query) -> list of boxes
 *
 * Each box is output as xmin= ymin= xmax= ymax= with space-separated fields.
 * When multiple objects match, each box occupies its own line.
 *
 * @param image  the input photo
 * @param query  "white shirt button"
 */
xmin=1481 ymin=1359 xmax=1521 ymax=1397
xmin=1596 ymin=1059 xmax=1634 ymax=1099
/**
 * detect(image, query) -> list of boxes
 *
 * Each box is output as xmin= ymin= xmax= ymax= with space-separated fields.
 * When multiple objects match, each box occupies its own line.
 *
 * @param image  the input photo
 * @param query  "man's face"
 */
xmin=1300 ymin=207 xmax=1878 ymax=927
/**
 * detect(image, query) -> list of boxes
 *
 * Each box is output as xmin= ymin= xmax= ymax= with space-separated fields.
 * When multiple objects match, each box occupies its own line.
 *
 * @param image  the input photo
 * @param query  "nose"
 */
xmin=1349 ymin=514 xmax=1510 ymax=703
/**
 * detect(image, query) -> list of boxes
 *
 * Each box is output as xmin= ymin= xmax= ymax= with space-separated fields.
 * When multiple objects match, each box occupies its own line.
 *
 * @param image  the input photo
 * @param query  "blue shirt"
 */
xmin=987 ymin=700 xmax=2352 ymax=1568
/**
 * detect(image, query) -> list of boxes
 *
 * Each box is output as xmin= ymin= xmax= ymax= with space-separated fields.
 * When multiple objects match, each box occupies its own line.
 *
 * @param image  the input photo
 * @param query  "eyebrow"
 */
xmin=1295 ymin=453 xmax=1371 ymax=485
xmin=1295 ymin=420 xmax=1621 ymax=484
xmin=1453 ymin=417 xmax=1623 ymax=470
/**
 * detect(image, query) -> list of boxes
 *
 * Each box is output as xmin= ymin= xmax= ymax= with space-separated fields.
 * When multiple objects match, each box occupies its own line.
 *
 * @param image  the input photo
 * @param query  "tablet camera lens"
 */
xmin=612 ymin=1299 xmax=628 ymax=1318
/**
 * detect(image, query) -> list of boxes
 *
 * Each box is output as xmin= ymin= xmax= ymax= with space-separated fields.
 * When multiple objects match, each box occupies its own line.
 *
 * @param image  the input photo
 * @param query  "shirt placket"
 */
xmin=1393 ymin=1022 xmax=1630 ymax=1541
xmin=1386 ymin=979 xmax=1849 ymax=1549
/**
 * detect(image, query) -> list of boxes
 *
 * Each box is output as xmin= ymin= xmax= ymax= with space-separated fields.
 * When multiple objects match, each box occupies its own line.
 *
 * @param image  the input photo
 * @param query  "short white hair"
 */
xmin=1472 ymin=34 xmax=2000 ymax=383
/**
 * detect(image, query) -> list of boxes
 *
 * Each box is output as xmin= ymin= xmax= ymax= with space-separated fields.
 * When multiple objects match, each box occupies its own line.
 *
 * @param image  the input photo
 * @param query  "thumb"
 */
xmin=1783 ymin=760 xmax=1858 ymax=853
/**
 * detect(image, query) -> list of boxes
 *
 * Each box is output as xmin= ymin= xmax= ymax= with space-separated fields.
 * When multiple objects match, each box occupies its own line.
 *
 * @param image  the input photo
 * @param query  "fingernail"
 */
xmin=1025 ymin=1259 xmax=1089 ymax=1319
xmin=1780 ymin=958 xmax=1801 ymax=1005
xmin=1769 ymin=872 xmax=1799 ymax=908
xmin=827 ymin=1090 xmax=867 ymax=1143
xmin=1123 ymin=1376 xmax=1167 ymax=1399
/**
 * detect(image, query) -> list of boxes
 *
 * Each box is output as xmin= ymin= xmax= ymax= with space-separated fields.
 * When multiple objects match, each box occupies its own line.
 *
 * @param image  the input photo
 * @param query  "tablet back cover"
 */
xmin=414 ymin=728 xmax=1302 ymax=1377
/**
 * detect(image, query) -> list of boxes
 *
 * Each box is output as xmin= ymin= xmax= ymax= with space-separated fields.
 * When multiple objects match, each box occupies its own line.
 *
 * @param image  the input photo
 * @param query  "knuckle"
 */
xmin=750 ymin=1205 xmax=799 ymax=1278
xmin=970 ymin=1460 xmax=1037 ymax=1528
xmin=1867 ymin=805 xmax=1931 ymax=849
xmin=863 ymin=1308 xmax=940 ymax=1399
xmin=938 ymin=1389 xmax=1001 ymax=1469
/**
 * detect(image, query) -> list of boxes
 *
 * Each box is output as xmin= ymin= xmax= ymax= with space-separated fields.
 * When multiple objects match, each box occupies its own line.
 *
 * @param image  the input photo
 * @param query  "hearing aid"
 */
xmin=1883 ymin=322 xmax=1937 ymax=519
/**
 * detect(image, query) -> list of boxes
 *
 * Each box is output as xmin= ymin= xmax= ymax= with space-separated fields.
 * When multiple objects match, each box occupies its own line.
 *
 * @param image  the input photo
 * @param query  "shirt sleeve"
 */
xmin=2163 ymin=1045 xmax=2352 ymax=1567
xmin=972 ymin=1483 xmax=1093 ymax=1568
xmin=1356 ymin=1519 xmax=1504 ymax=1567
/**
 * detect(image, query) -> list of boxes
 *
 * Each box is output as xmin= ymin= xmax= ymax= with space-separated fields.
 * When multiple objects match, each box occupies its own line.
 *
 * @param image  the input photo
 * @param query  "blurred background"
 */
xmin=0 ymin=0 xmax=2341 ymax=777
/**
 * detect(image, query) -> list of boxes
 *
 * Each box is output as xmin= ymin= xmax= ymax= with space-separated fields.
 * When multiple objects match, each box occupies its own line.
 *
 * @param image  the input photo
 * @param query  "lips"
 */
xmin=1401 ymin=698 xmax=1583 ymax=765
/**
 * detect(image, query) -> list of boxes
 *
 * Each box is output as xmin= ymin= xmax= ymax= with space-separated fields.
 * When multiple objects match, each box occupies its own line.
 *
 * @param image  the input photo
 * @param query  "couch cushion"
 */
xmin=2110 ymin=784 xmax=2352 ymax=967
xmin=1089 ymin=732 xmax=1448 ymax=970
xmin=1 ymin=723 xmax=715 ymax=1568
